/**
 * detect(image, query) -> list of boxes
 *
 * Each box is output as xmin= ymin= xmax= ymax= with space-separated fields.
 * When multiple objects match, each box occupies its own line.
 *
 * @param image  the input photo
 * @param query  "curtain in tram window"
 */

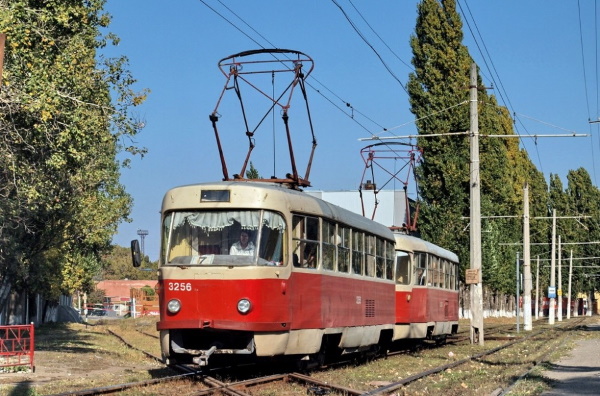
xmin=171 ymin=211 xmax=285 ymax=232
xmin=172 ymin=212 xmax=231 ymax=231
xmin=262 ymin=211 xmax=286 ymax=231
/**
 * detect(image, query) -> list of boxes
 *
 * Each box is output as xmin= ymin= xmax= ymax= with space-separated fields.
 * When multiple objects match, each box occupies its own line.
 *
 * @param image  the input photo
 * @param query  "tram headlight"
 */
xmin=237 ymin=298 xmax=252 ymax=314
xmin=167 ymin=299 xmax=181 ymax=314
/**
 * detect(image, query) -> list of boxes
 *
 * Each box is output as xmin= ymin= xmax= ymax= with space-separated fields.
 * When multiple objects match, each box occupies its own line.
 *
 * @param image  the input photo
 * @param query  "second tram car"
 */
xmin=393 ymin=234 xmax=459 ymax=342
xmin=135 ymin=181 xmax=459 ymax=367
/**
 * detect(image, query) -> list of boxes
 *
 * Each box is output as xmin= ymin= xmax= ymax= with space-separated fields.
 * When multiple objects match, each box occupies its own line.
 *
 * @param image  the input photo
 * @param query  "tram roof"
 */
xmin=393 ymin=232 xmax=459 ymax=263
xmin=163 ymin=181 xmax=395 ymax=241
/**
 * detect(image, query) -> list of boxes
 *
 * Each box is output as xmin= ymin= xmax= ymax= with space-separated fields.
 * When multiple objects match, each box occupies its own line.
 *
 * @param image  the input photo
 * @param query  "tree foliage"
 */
xmin=408 ymin=0 xmax=472 ymax=273
xmin=246 ymin=161 xmax=261 ymax=179
xmin=408 ymin=0 xmax=551 ymax=295
xmin=564 ymin=169 xmax=600 ymax=293
xmin=101 ymin=245 xmax=157 ymax=281
xmin=0 ymin=0 xmax=148 ymax=301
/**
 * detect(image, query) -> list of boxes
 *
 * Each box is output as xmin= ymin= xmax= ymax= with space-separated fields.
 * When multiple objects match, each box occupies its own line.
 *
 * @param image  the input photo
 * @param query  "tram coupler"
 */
xmin=193 ymin=346 xmax=217 ymax=366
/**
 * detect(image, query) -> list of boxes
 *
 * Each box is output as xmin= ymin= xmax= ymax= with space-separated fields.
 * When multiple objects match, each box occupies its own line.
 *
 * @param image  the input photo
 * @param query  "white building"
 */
xmin=304 ymin=188 xmax=410 ymax=229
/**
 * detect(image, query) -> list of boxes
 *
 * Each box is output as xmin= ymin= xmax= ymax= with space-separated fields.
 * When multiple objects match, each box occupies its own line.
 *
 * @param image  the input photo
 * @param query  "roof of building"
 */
xmin=96 ymin=280 xmax=158 ymax=300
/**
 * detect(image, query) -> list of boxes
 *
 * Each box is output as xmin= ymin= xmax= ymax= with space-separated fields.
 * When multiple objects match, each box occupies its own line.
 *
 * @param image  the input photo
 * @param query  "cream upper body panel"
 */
xmin=162 ymin=181 xmax=395 ymax=241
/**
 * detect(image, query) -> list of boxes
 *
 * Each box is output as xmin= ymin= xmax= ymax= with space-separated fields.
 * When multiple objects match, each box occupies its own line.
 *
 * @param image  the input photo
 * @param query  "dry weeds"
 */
xmin=1 ymin=316 xmax=598 ymax=395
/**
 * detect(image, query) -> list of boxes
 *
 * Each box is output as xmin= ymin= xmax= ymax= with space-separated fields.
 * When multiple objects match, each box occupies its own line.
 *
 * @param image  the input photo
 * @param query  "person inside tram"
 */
xmin=230 ymin=230 xmax=255 ymax=255
xmin=415 ymin=268 xmax=426 ymax=285
xmin=303 ymin=245 xmax=317 ymax=268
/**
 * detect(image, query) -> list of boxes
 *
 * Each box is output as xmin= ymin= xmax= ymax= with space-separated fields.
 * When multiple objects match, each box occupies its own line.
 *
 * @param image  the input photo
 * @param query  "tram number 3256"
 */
xmin=168 ymin=282 xmax=193 ymax=291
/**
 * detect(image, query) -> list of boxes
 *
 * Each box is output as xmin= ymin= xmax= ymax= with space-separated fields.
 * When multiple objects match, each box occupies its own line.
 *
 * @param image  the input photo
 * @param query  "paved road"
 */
xmin=541 ymin=323 xmax=600 ymax=396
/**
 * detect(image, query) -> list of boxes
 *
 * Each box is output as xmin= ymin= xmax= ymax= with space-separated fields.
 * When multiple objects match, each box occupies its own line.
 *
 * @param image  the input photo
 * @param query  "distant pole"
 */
xmin=535 ymin=255 xmax=540 ymax=320
xmin=549 ymin=209 xmax=556 ymax=325
xmin=516 ymin=251 xmax=520 ymax=333
xmin=137 ymin=229 xmax=149 ymax=260
xmin=523 ymin=183 xmax=532 ymax=330
xmin=557 ymin=235 xmax=562 ymax=322
xmin=567 ymin=250 xmax=572 ymax=320
xmin=469 ymin=62 xmax=484 ymax=345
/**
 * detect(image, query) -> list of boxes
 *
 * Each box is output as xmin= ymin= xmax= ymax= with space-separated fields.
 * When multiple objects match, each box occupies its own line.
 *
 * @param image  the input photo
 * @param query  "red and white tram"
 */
xmin=393 ymin=233 xmax=459 ymax=342
xmin=132 ymin=181 xmax=459 ymax=367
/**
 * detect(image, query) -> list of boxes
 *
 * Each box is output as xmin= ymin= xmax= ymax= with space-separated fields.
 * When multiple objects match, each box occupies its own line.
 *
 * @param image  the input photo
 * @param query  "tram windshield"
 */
xmin=162 ymin=210 xmax=286 ymax=266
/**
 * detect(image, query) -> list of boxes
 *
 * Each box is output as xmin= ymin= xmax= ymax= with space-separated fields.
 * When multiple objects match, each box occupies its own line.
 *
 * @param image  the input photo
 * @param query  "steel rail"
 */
xmin=362 ymin=317 xmax=587 ymax=395
xmin=496 ymin=317 xmax=587 ymax=396
xmin=46 ymin=372 xmax=199 ymax=396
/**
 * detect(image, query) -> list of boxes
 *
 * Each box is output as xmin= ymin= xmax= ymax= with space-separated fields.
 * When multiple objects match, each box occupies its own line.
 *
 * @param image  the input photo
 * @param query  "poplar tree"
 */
xmin=564 ymin=169 xmax=600 ymax=295
xmin=407 ymin=0 xmax=472 ymax=271
xmin=408 ymin=0 xmax=546 ymax=295
xmin=0 ymin=1 xmax=147 ymax=305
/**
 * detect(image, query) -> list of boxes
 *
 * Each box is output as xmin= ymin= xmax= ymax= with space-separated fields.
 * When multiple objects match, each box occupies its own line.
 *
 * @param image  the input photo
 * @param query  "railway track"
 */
xmin=46 ymin=316 xmax=593 ymax=396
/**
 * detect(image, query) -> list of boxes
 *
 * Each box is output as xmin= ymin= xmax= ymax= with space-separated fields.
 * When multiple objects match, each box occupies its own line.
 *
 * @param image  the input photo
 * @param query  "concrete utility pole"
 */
xmin=535 ymin=256 xmax=540 ymax=319
xmin=516 ymin=251 xmax=521 ymax=333
xmin=549 ymin=209 xmax=557 ymax=325
xmin=567 ymin=250 xmax=573 ymax=320
xmin=523 ymin=183 xmax=532 ymax=330
xmin=558 ymin=236 xmax=562 ymax=322
xmin=469 ymin=62 xmax=484 ymax=345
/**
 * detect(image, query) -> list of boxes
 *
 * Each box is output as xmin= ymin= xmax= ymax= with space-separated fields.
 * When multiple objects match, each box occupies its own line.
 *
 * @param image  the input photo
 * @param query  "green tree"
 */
xmin=101 ymin=245 xmax=157 ymax=281
xmin=407 ymin=0 xmax=472 ymax=274
xmin=246 ymin=161 xmax=261 ymax=179
xmin=407 ymin=0 xmax=543 ymax=296
xmin=564 ymin=169 xmax=600 ymax=296
xmin=0 ymin=1 xmax=148 ymax=305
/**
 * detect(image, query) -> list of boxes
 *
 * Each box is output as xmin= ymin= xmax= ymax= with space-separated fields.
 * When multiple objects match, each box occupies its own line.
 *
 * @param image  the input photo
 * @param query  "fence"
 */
xmin=130 ymin=288 xmax=159 ymax=317
xmin=0 ymin=323 xmax=35 ymax=371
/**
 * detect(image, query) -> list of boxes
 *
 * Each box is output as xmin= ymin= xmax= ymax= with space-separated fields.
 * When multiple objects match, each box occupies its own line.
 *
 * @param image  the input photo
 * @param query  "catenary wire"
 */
xmin=330 ymin=0 xmax=409 ymax=95
xmin=577 ymin=0 xmax=597 ymax=184
xmin=347 ymin=0 xmax=414 ymax=72
xmin=198 ymin=0 xmax=435 ymax=170
xmin=457 ymin=0 xmax=545 ymax=174
xmin=200 ymin=0 xmax=387 ymax=136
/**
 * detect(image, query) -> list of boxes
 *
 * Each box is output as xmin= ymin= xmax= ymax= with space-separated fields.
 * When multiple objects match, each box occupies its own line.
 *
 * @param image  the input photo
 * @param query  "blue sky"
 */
xmin=103 ymin=1 xmax=600 ymax=260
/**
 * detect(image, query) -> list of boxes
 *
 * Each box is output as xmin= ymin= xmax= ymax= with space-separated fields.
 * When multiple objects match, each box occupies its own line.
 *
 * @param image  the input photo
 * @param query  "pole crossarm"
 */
xmin=485 ymin=134 xmax=587 ymax=138
xmin=359 ymin=132 xmax=587 ymax=142
xmin=358 ymin=131 xmax=468 ymax=141
xmin=531 ymin=216 xmax=591 ymax=220
xmin=500 ymin=241 xmax=600 ymax=246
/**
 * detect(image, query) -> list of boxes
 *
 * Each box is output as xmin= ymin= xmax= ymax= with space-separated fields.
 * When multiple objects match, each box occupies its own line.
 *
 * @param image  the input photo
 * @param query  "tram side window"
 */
xmin=365 ymin=235 xmax=376 ymax=277
xmin=338 ymin=226 xmax=350 ymax=273
xmin=292 ymin=215 xmax=320 ymax=269
xmin=429 ymin=255 xmax=441 ymax=287
xmin=395 ymin=251 xmax=410 ymax=285
xmin=385 ymin=241 xmax=394 ymax=280
xmin=352 ymin=231 xmax=364 ymax=275
xmin=375 ymin=238 xmax=385 ymax=278
xmin=414 ymin=252 xmax=427 ymax=285
xmin=444 ymin=260 xmax=451 ymax=289
xmin=292 ymin=216 xmax=303 ymax=267
xmin=258 ymin=213 xmax=286 ymax=264
xmin=322 ymin=220 xmax=336 ymax=271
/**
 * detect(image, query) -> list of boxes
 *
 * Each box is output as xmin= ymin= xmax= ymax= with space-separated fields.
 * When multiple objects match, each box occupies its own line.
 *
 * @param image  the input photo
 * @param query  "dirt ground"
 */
xmin=3 ymin=317 xmax=600 ymax=395
xmin=540 ymin=322 xmax=600 ymax=396
xmin=0 ymin=321 xmax=164 ymax=394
